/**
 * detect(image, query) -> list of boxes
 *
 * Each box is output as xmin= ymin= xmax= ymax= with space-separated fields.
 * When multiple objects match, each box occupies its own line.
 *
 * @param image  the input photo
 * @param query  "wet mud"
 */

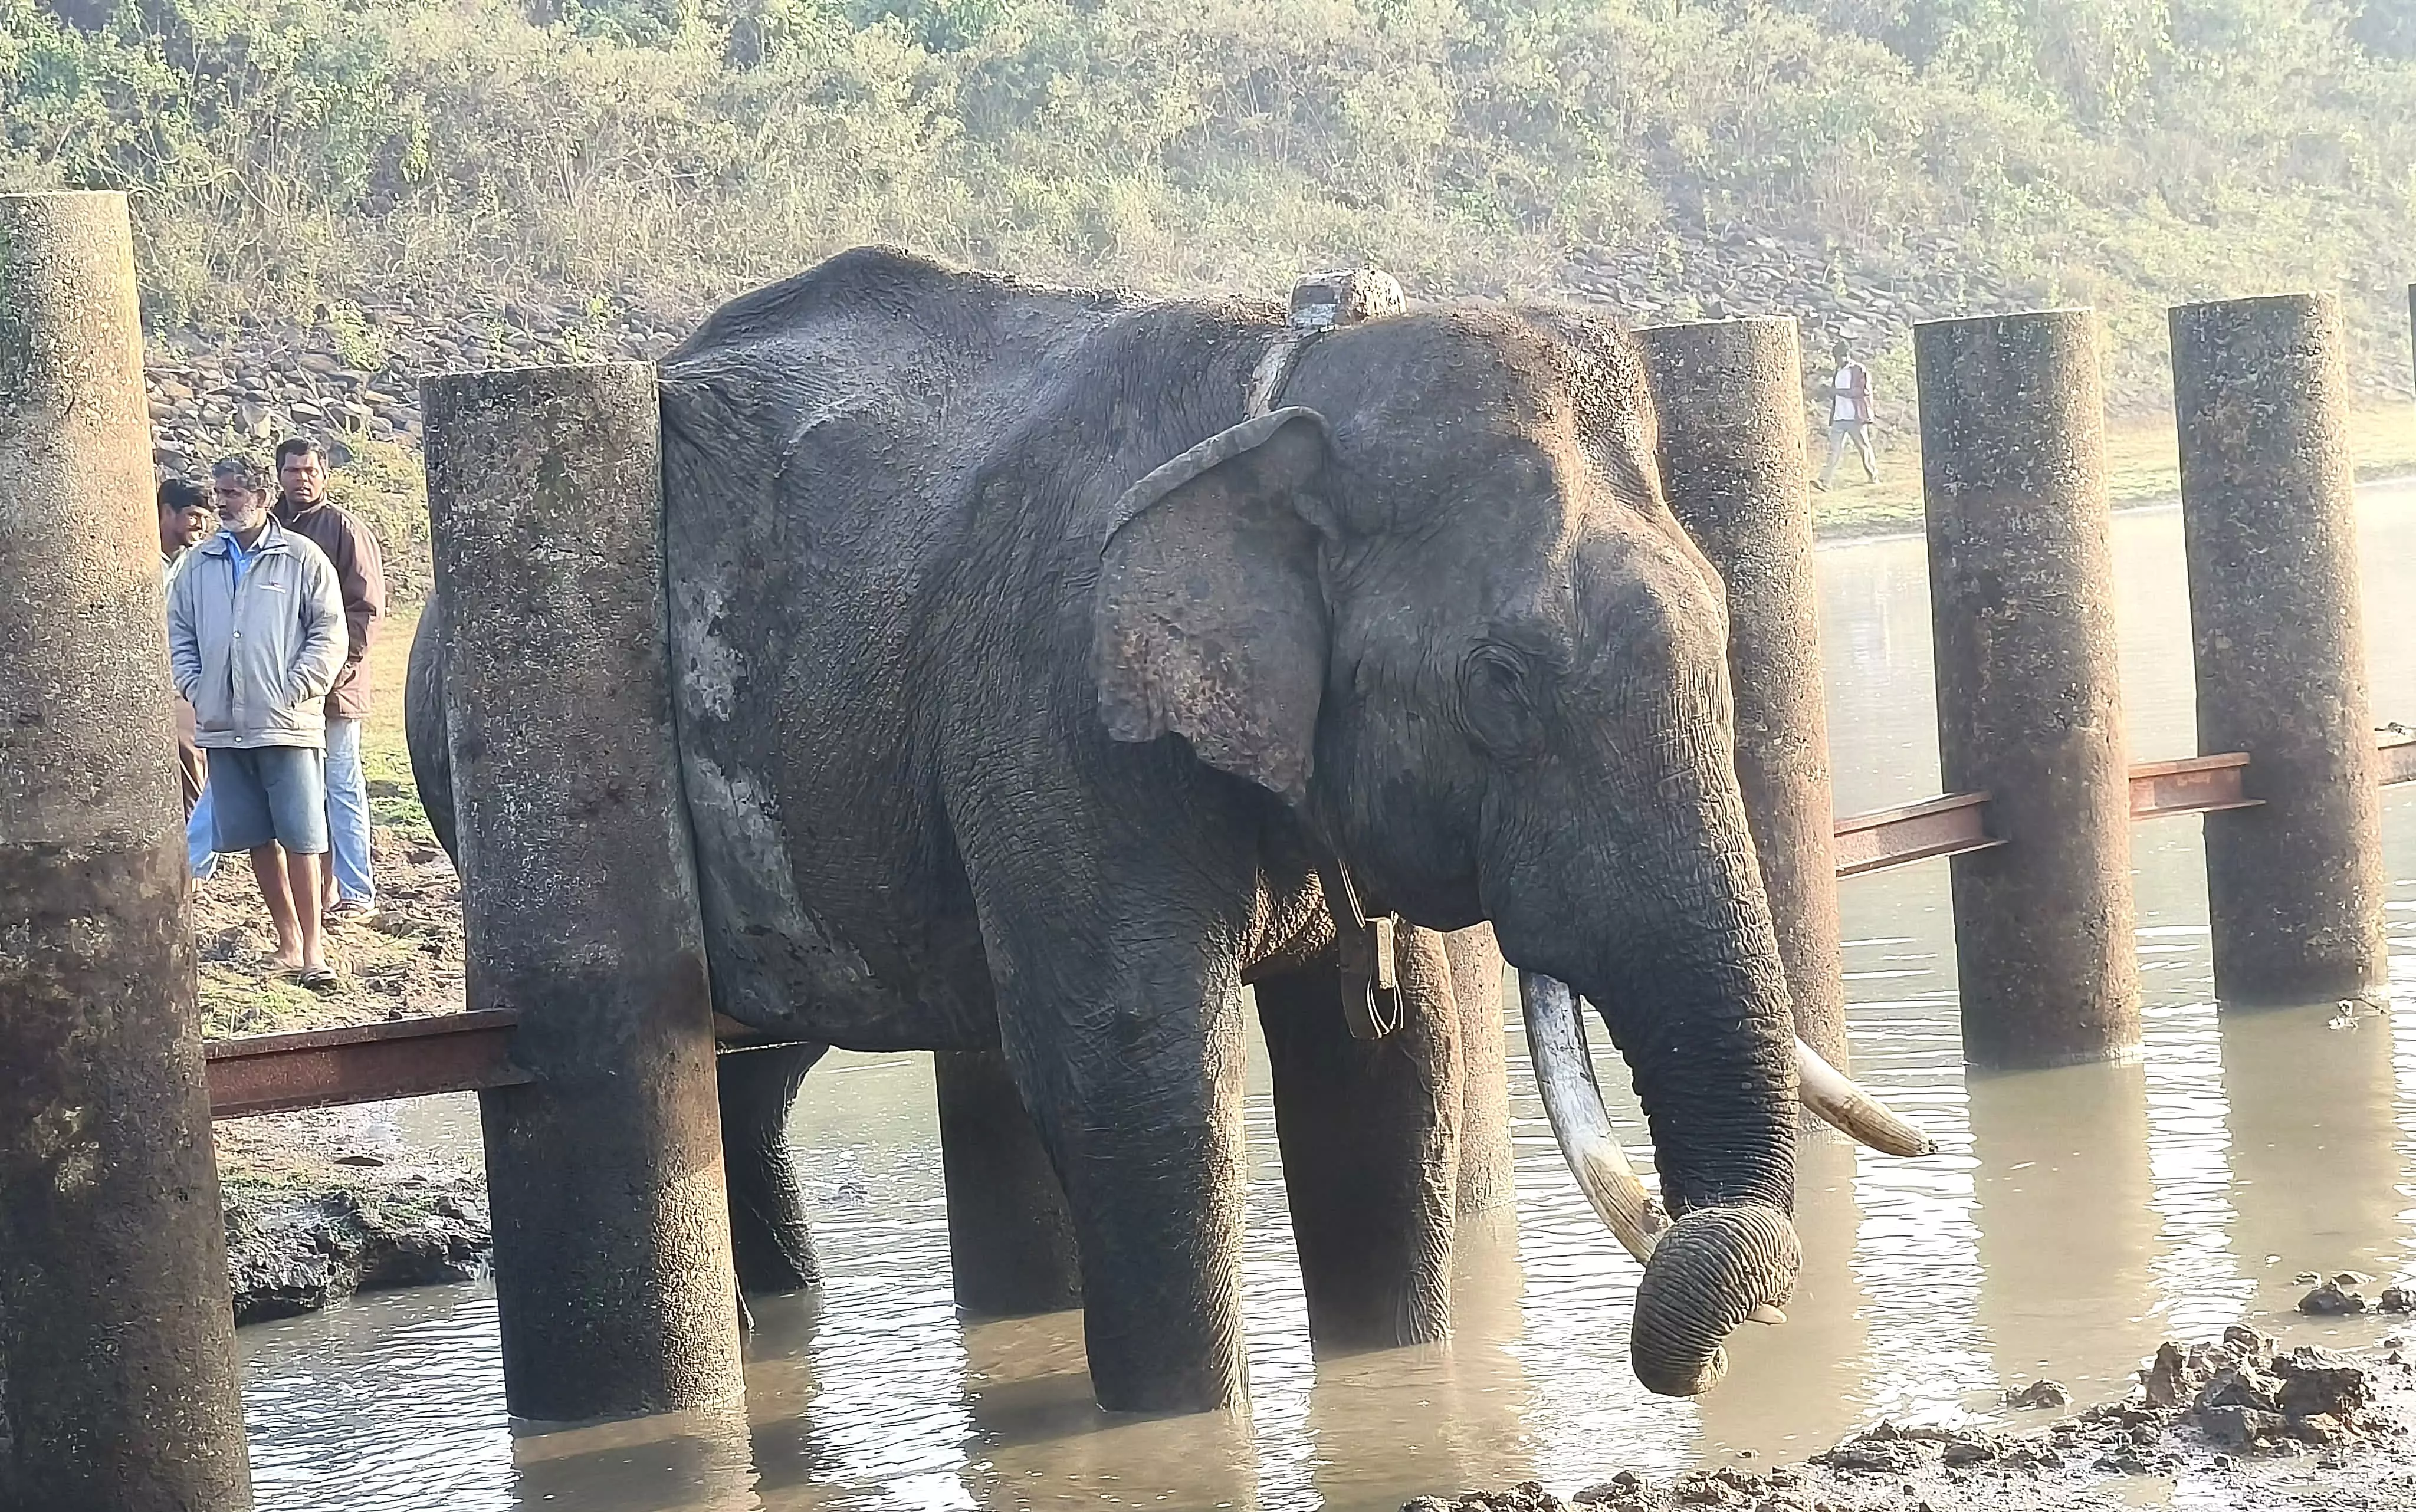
xmin=215 ymin=1107 xmax=490 ymax=1324
xmin=1413 ymin=1327 xmax=2416 ymax=1512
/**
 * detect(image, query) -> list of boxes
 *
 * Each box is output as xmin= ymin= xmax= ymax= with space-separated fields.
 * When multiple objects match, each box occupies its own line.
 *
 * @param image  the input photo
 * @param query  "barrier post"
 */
xmin=1639 ymin=316 xmax=1849 ymax=1070
xmin=2171 ymin=292 xmax=2385 ymax=1004
xmin=1916 ymin=310 xmax=2139 ymax=1069
xmin=425 ymin=361 xmax=746 ymax=1419
xmin=0 ymin=189 xmax=252 ymax=1510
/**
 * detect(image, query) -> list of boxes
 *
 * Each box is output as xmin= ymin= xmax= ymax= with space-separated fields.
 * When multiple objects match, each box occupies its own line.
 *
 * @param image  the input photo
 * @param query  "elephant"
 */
xmin=406 ymin=246 xmax=1929 ymax=1414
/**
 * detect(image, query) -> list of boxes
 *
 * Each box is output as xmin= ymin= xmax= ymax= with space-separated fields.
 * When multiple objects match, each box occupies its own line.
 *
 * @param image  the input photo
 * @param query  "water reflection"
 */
xmin=2218 ymin=1001 xmax=2405 ymax=1310
xmin=1967 ymin=1059 xmax=2162 ymax=1403
xmin=242 ymin=488 xmax=2416 ymax=1510
xmin=511 ymin=1403 xmax=759 ymax=1512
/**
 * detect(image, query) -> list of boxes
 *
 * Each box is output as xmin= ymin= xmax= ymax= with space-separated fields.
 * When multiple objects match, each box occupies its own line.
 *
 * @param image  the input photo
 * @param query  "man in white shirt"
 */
xmin=1815 ymin=340 xmax=1879 ymax=492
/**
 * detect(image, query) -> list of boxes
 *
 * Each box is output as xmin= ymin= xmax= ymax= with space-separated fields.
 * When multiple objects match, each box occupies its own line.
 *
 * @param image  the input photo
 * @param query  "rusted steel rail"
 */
xmin=195 ymin=741 xmax=2416 ymax=1120
xmin=1834 ymin=751 xmax=2266 ymax=879
xmin=2382 ymin=735 xmax=2416 ymax=787
xmin=1833 ymin=791 xmax=1998 ymax=876
xmin=2127 ymin=752 xmax=2260 ymax=820
xmin=205 ymin=1008 xmax=527 ymax=1118
xmin=1826 ymin=737 xmax=2416 ymax=877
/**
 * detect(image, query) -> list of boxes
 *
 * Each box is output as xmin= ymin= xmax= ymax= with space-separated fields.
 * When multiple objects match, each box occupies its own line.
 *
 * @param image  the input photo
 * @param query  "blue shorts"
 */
xmin=208 ymin=746 xmax=329 ymax=855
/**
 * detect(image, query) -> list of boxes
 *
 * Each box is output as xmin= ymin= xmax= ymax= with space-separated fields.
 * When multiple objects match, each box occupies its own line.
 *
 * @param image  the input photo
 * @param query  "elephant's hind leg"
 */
xmin=719 ymin=1040 xmax=829 ymax=1294
xmin=935 ymin=1046 xmax=1082 ymax=1317
xmin=1255 ymin=925 xmax=1462 ymax=1353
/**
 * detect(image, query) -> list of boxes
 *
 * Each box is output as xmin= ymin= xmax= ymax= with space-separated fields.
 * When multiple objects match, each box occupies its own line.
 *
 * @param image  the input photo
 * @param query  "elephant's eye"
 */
xmin=1462 ymin=645 xmax=1542 ymax=757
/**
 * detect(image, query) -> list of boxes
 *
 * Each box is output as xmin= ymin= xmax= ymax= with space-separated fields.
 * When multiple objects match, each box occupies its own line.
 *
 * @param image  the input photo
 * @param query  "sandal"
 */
xmin=297 ymin=966 xmax=342 ymax=993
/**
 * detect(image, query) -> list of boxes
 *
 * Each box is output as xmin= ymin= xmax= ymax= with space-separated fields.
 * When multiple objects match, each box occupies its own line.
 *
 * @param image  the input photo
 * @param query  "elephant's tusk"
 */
xmin=1519 ymin=970 xmax=1670 ymax=1265
xmin=1747 ymin=1303 xmax=1787 ymax=1326
xmin=1794 ymin=1039 xmax=1936 ymax=1158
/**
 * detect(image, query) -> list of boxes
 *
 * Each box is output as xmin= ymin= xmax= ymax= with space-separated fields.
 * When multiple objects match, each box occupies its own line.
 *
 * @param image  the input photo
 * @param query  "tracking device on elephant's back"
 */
xmin=1246 ymin=265 xmax=1407 ymax=416
xmin=1288 ymin=266 xmax=1405 ymax=330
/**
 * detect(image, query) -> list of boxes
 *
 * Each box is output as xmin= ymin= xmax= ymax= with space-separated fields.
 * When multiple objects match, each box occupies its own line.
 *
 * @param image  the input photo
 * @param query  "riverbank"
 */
xmin=1416 ymin=1327 xmax=2416 ymax=1511
xmin=217 ymin=1106 xmax=489 ymax=1324
xmin=199 ymin=599 xmax=485 ymax=1319
xmin=1805 ymin=404 xmax=2416 ymax=541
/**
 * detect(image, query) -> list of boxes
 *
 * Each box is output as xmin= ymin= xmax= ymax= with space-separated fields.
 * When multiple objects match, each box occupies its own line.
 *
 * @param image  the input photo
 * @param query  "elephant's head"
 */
xmin=1094 ymin=303 xmax=1922 ymax=1395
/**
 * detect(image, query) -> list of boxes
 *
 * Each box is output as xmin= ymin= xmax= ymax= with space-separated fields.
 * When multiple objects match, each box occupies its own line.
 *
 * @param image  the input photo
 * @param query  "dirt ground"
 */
xmin=1419 ymin=1329 xmax=2416 ymax=1511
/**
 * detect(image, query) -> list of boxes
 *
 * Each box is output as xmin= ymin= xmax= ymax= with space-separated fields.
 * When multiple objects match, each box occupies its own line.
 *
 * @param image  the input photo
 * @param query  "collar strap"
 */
xmin=1256 ymin=265 xmax=1409 ymax=1038
xmin=1316 ymin=852 xmax=1403 ymax=1041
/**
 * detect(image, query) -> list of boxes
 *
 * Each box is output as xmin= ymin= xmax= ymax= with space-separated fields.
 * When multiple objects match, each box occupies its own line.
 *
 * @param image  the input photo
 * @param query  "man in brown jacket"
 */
xmin=274 ymin=438 xmax=386 ymax=921
xmin=159 ymin=478 xmax=214 ymax=813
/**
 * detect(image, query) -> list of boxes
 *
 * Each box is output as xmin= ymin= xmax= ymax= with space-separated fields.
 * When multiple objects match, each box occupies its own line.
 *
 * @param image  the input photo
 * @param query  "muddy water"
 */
xmin=238 ymin=487 xmax=2416 ymax=1511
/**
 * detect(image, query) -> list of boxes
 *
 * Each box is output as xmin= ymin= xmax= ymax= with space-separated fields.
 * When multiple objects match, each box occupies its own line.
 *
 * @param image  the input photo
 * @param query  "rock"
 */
xmin=2300 ymin=1279 xmax=2369 ymax=1315
xmin=332 ymin=1152 xmax=385 ymax=1167
xmin=2197 ymin=1405 xmax=2289 ymax=1449
xmin=2379 ymin=1288 xmax=2414 ymax=1313
xmin=1940 ymin=1439 xmax=1997 ymax=1467
xmin=2197 ymin=1363 xmax=2282 ymax=1413
xmin=2003 ymin=1379 xmax=2070 ymax=1409
xmin=1811 ymin=1439 xmax=1916 ymax=1473
xmin=224 ymin=1182 xmax=490 ymax=1324
xmin=2272 ymin=1346 xmax=2371 ymax=1419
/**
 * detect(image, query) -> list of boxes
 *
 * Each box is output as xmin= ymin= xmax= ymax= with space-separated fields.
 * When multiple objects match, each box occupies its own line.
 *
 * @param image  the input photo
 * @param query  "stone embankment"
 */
xmin=142 ymin=297 xmax=684 ymax=474
xmin=1562 ymin=227 xmax=2025 ymax=357
xmin=137 ymin=230 xmax=2054 ymax=478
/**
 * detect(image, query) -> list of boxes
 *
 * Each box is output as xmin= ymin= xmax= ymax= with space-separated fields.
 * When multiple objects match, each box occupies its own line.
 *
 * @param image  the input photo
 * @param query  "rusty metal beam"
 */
xmin=2381 ymin=735 xmax=2416 ymax=787
xmin=199 ymin=735 xmax=2407 ymax=1122
xmin=205 ymin=1008 xmax=527 ymax=1119
xmin=2129 ymin=751 xmax=2260 ymax=821
xmin=1833 ymin=791 xmax=1998 ymax=877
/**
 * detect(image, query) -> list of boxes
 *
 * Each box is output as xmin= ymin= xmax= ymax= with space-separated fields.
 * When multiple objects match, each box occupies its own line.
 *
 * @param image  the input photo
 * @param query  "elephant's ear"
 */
xmin=1094 ymin=407 xmax=1335 ymax=806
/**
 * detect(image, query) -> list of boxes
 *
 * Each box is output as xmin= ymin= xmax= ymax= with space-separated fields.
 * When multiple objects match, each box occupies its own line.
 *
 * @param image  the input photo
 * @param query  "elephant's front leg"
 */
xmin=990 ymin=937 xmax=1252 ymax=1414
xmin=1255 ymin=925 xmax=1461 ymax=1352
xmin=718 ymin=1040 xmax=828 ymax=1294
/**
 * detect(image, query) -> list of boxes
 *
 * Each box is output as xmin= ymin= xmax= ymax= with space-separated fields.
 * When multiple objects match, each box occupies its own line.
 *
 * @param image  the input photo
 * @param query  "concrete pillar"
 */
xmin=935 ymin=1047 xmax=1082 ymax=1317
xmin=0 ymin=190 xmax=252 ymax=1511
xmin=425 ymin=361 xmax=745 ymax=1421
xmin=2170 ymin=293 xmax=2385 ymax=1005
xmin=1916 ymin=310 xmax=2139 ymax=1069
xmin=1639 ymin=316 xmax=1849 ymax=1069
xmin=1443 ymin=924 xmax=1516 ymax=1226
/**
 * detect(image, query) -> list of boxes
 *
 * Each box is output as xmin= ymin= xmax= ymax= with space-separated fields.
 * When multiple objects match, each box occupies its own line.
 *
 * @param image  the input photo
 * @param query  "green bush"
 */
xmin=4 ymin=0 xmax=2411 ymax=395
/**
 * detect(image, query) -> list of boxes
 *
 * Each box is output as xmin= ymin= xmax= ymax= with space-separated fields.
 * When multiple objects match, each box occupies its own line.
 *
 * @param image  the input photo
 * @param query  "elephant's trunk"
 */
xmin=1496 ymin=752 xmax=1807 ymax=1395
xmin=1520 ymin=968 xmax=1800 ymax=1396
xmin=1629 ymin=1204 xmax=1800 ymax=1395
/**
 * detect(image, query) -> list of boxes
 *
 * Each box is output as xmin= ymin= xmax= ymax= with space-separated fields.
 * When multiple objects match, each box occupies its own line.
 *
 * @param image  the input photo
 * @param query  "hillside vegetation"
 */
xmin=6 ymin=0 xmax=2415 ymax=405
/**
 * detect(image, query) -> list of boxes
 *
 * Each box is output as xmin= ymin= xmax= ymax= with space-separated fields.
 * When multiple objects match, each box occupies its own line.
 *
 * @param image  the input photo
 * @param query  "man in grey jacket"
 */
xmin=168 ymin=455 xmax=348 ymax=988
